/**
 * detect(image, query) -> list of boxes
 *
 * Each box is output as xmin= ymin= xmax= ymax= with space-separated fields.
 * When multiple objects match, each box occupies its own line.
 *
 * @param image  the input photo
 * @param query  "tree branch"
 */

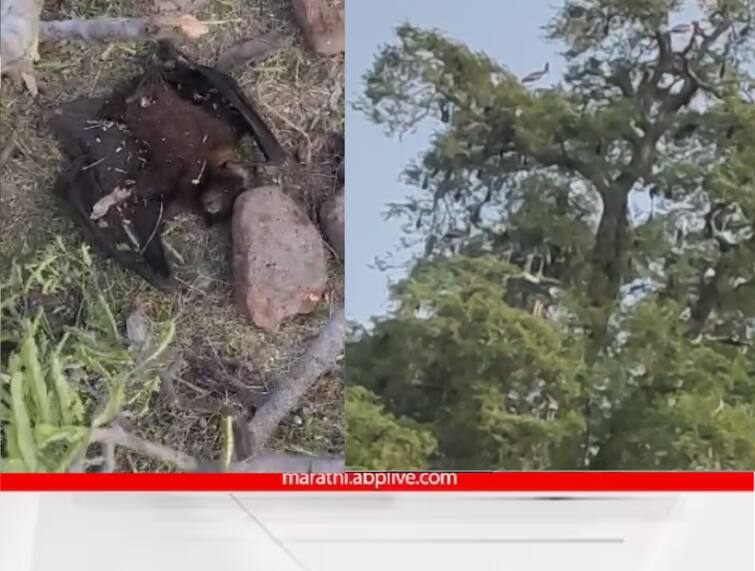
xmin=244 ymin=307 xmax=345 ymax=456
xmin=689 ymin=235 xmax=755 ymax=335
xmin=91 ymin=425 xmax=200 ymax=471
xmin=229 ymin=453 xmax=344 ymax=473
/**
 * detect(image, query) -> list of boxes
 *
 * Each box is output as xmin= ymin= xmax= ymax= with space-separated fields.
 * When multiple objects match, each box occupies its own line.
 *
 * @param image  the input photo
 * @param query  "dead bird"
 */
xmin=98 ymin=41 xmax=286 ymax=218
xmin=155 ymin=40 xmax=287 ymax=165
xmin=44 ymin=98 xmax=174 ymax=289
xmin=102 ymin=68 xmax=250 ymax=225
xmin=45 ymin=42 xmax=285 ymax=287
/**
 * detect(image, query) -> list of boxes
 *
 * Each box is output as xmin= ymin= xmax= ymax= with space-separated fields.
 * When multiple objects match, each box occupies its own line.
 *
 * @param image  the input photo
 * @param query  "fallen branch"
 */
xmin=190 ymin=452 xmax=343 ymax=473
xmin=215 ymin=31 xmax=288 ymax=72
xmin=230 ymin=452 xmax=344 ymax=473
xmin=38 ymin=15 xmax=212 ymax=43
xmin=91 ymin=425 xmax=199 ymax=471
xmin=245 ymin=307 xmax=345 ymax=456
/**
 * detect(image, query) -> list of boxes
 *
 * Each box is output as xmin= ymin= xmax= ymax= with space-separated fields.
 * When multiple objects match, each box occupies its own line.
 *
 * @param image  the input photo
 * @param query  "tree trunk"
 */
xmin=581 ymin=186 xmax=630 ymax=466
xmin=589 ymin=188 xmax=630 ymax=310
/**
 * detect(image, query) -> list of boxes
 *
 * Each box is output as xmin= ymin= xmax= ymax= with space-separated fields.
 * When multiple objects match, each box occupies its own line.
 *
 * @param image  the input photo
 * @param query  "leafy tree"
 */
xmin=346 ymin=385 xmax=437 ymax=469
xmin=347 ymin=0 xmax=755 ymax=469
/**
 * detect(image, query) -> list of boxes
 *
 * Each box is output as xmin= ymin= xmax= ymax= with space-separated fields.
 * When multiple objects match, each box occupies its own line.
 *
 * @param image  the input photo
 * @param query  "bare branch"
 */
xmin=230 ymin=453 xmax=344 ymax=473
xmin=38 ymin=15 xmax=211 ymax=43
xmin=245 ymin=307 xmax=345 ymax=456
xmin=91 ymin=425 xmax=199 ymax=471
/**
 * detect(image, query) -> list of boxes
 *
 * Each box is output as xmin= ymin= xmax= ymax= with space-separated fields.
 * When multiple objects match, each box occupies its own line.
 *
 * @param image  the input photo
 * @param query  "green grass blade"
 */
xmin=92 ymin=375 xmax=125 ymax=428
xmin=10 ymin=370 xmax=37 ymax=472
xmin=49 ymin=352 xmax=75 ymax=425
xmin=220 ymin=415 xmax=234 ymax=472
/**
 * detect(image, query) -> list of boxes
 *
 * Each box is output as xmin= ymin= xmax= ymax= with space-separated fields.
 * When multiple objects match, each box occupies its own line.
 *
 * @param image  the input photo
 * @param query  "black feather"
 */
xmin=157 ymin=42 xmax=287 ymax=164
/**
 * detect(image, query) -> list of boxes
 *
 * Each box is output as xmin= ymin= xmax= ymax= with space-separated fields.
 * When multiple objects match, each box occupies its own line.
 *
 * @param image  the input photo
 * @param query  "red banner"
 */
xmin=1 ymin=471 xmax=752 ymax=492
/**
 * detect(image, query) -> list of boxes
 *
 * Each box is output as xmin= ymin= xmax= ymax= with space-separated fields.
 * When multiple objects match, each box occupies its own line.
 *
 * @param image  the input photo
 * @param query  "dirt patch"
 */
xmin=0 ymin=0 xmax=344 ymax=471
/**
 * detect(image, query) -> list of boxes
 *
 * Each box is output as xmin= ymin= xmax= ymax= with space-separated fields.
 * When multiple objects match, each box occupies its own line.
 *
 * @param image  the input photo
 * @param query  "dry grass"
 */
xmin=0 ymin=0 xmax=344 ymax=471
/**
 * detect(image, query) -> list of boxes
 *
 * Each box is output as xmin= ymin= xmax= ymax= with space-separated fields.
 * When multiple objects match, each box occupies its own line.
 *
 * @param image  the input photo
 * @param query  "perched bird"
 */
xmin=440 ymin=100 xmax=450 ymax=123
xmin=603 ymin=13 xmax=618 ymax=37
xmin=671 ymin=23 xmax=694 ymax=34
xmin=521 ymin=62 xmax=550 ymax=84
xmin=444 ymin=228 xmax=467 ymax=240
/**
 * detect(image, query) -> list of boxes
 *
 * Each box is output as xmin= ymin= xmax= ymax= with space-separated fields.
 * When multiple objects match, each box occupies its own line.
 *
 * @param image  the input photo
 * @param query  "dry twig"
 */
xmin=92 ymin=425 xmax=199 ymax=471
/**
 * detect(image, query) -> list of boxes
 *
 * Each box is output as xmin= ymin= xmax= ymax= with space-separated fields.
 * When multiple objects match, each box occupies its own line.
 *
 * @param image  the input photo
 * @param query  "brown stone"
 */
xmin=232 ymin=185 xmax=328 ymax=333
xmin=292 ymin=0 xmax=344 ymax=56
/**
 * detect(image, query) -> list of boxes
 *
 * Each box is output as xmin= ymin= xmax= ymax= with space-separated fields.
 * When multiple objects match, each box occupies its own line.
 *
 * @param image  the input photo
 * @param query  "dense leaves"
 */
xmin=346 ymin=385 xmax=437 ymax=469
xmin=348 ymin=0 xmax=755 ymax=469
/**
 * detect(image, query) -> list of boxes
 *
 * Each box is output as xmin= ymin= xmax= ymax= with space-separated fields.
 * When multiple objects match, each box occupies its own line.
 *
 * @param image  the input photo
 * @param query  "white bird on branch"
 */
xmin=521 ymin=62 xmax=550 ymax=84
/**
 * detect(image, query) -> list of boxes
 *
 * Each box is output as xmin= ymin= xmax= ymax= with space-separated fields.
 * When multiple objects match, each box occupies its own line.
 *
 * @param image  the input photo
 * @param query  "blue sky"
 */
xmin=344 ymin=1 xmax=698 ymax=324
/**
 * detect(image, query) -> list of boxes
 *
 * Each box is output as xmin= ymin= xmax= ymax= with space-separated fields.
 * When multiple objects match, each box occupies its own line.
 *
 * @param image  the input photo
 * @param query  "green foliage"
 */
xmin=0 ymin=239 xmax=174 ymax=472
xmin=348 ymin=3 xmax=755 ymax=470
xmin=349 ymin=257 xmax=587 ymax=469
xmin=346 ymin=385 xmax=437 ymax=470
xmin=349 ymin=256 xmax=755 ymax=469
xmin=589 ymin=299 xmax=755 ymax=469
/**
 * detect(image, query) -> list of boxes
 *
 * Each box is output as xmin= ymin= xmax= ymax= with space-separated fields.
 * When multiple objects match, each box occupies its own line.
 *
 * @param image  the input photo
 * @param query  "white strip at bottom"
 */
xmin=9 ymin=492 xmax=753 ymax=571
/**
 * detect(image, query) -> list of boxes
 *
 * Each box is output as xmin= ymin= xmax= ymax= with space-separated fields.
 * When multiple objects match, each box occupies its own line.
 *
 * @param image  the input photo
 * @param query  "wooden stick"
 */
xmin=230 ymin=452 xmax=344 ymax=473
xmin=245 ymin=307 xmax=345 ymax=455
xmin=91 ymin=425 xmax=199 ymax=471
xmin=38 ymin=15 xmax=211 ymax=43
